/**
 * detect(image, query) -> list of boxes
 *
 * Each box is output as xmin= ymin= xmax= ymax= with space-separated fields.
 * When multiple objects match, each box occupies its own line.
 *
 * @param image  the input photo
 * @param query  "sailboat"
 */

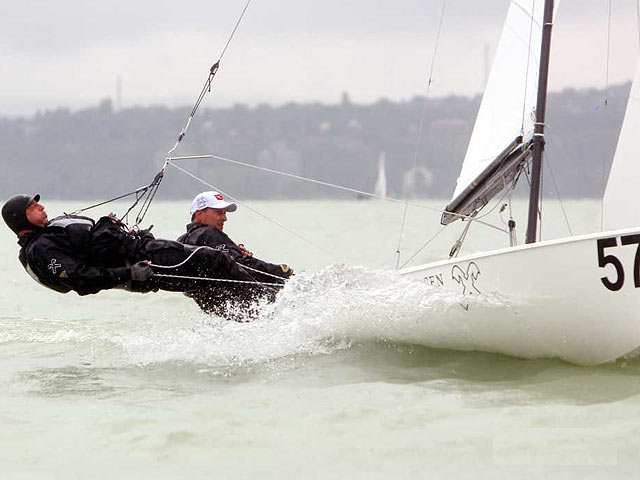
xmin=373 ymin=152 xmax=388 ymax=199
xmin=398 ymin=0 xmax=640 ymax=365
xmin=357 ymin=152 xmax=388 ymax=200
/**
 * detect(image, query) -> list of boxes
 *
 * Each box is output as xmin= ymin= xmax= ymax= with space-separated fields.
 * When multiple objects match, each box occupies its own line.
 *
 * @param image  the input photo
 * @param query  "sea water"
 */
xmin=2 ymin=198 xmax=640 ymax=479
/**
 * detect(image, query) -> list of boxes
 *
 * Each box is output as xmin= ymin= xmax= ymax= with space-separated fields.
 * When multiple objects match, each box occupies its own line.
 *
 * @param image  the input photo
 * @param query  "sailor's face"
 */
xmin=26 ymin=201 xmax=48 ymax=228
xmin=197 ymin=208 xmax=228 ymax=231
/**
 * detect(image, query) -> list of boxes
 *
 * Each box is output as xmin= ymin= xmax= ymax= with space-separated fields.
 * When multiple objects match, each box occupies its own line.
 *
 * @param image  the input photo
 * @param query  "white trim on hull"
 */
xmin=399 ymin=228 xmax=640 ymax=365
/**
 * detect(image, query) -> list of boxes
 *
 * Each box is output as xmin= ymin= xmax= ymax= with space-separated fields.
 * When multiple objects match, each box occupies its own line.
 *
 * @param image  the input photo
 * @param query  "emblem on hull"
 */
xmin=451 ymin=262 xmax=481 ymax=310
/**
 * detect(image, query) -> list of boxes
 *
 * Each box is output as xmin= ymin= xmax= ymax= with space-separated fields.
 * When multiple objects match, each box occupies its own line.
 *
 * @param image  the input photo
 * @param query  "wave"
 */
xmin=4 ymin=265 xmax=638 ymax=368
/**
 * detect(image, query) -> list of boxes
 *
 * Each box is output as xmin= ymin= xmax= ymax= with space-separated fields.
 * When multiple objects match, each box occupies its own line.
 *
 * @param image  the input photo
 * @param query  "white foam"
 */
xmin=10 ymin=265 xmax=628 ymax=366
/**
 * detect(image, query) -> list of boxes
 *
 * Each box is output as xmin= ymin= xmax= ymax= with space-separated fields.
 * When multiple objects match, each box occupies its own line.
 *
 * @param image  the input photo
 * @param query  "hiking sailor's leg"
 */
xmin=133 ymin=240 xmax=255 ymax=291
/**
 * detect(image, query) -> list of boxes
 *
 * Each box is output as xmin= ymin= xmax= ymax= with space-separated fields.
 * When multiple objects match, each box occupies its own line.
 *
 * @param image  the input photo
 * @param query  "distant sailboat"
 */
xmin=373 ymin=152 xmax=388 ymax=199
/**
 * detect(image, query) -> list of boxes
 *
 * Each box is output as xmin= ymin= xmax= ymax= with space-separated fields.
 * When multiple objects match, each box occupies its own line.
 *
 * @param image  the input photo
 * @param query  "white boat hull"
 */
xmin=399 ymin=228 xmax=640 ymax=364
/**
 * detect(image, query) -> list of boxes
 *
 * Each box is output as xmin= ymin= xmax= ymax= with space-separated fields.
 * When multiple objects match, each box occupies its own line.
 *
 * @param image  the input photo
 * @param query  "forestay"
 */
xmin=603 ymin=57 xmax=640 ymax=230
xmin=442 ymin=0 xmax=551 ymax=224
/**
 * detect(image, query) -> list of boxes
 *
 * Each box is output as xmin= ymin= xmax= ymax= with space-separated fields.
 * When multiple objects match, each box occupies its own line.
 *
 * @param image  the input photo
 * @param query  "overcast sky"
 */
xmin=2 ymin=0 xmax=639 ymax=116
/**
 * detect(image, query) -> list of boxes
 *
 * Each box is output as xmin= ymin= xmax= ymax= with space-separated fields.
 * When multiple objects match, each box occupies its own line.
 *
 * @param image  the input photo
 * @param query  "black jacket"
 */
xmin=18 ymin=215 xmax=140 ymax=296
xmin=16 ymin=215 xmax=278 ymax=319
xmin=177 ymin=222 xmax=289 ymax=278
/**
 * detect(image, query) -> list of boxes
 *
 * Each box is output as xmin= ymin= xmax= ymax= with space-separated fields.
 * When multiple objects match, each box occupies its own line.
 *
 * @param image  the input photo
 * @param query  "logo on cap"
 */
xmin=215 ymin=194 xmax=224 ymax=200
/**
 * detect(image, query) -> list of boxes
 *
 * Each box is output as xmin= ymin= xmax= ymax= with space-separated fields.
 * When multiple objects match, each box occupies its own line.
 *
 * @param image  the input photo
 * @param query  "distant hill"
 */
xmin=0 ymin=82 xmax=630 ymax=201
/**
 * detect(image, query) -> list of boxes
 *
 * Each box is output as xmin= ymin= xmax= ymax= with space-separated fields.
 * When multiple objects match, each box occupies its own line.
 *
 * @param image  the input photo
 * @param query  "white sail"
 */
xmin=602 ymin=57 xmax=640 ymax=230
xmin=374 ymin=151 xmax=388 ymax=198
xmin=451 ymin=0 xmax=548 ymax=201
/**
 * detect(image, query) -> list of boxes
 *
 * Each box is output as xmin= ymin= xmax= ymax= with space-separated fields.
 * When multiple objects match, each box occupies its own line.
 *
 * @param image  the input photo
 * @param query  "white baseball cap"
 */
xmin=190 ymin=191 xmax=237 ymax=216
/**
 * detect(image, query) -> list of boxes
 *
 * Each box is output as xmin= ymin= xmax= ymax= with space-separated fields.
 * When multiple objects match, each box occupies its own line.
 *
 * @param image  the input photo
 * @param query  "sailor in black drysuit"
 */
xmin=2 ymin=193 xmax=275 ymax=319
xmin=177 ymin=191 xmax=293 ymax=314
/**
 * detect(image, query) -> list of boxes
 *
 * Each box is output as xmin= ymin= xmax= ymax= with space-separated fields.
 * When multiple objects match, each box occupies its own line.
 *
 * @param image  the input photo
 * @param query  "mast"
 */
xmin=525 ymin=0 xmax=554 ymax=244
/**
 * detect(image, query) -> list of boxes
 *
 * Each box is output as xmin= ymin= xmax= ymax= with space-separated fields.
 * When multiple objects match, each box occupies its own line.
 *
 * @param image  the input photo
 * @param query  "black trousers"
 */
xmin=134 ymin=239 xmax=282 ymax=320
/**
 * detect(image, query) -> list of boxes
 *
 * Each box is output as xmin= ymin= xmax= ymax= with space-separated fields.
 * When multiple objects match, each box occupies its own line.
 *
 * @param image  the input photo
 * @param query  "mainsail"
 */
xmin=602 ymin=57 xmax=640 ymax=230
xmin=442 ymin=0 xmax=550 ymax=225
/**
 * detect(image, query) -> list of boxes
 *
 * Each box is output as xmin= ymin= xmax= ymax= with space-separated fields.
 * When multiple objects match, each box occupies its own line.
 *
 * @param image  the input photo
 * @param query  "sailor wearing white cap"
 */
xmin=189 ymin=191 xmax=237 ymax=216
xmin=179 ymin=191 xmax=293 ymax=281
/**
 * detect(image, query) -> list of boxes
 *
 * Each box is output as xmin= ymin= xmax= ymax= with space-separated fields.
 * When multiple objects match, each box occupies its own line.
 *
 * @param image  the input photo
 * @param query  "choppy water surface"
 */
xmin=2 ymin=199 xmax=640 ymax=478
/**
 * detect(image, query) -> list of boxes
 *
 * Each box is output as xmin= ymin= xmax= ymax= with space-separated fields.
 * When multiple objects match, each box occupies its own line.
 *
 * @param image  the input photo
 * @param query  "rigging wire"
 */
xmin=69 ymin=185 xmax=150 ymax=216
xmin=150 ymin=246 xmax=286 ymax=287
xmin=538 ymin=151 xmax=543 ymax=240
xmin=599 ymin=0 xmax=613 ymax=230
xmin=520 ymin=0 xmax=538 ymax=136
xmin=604 ymin=0 xmax=613 ymax=107
xmin=168 ymin=154 xmax=508 ymax=233
xmin=169 ymin=156 xmax=516 ymax=269
xmin=151 ymin=273 xmax=284 ymax=288
xmin=168 ymin=155 xmax=516 ymax=269
xmin=398 ymin=226 xmax=447 ymax=269
xmin=148 ymin=0 xmax=252 ymax=225
xmin=128 ymin=170 xmax=165 ymax=227
xmin=463 ymin=184 xmax=512 ymax=224
xmin=399 ymin=167 xmax=533 ymax=269
xmin=542 ymin=151 xmax=572 ymax=236
xmin=166 ymin=0 xmax=252 ymax=159
xmin=395 ymin=0 xmax=448 ymax=270
xmin=142 ymin=0 xmax=253 ymax=228
xmin=637 ymin=0 xmax=640 ymax=46
xmin=71 ymin=0 xmax=253 ymax=226
xmin=448 ymin=212 xmax=476 ymax=259
xmin=236 ymin=263 xmax=288 ymax=282
xmin=394 ymin=202 xmax=409 ymax=270
xmin=411 ymin=0 xmax=448 ymax=171
xmin=66 ymin=1 xmax=546 ymax=273
xmin=168 ymin=155 xmax=524 ymax=269
xmin=166 ymin=160 xmax=344 ymax=262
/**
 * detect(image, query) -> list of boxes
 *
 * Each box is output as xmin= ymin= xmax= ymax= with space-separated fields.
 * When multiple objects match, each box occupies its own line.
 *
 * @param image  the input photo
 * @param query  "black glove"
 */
xmin=280 ymin=264 xmax=294 ymax=278
xmin=131 ymin=261 xmax=153 ymax=282
xmin=135 ymin=226 xmax=155 ymax=242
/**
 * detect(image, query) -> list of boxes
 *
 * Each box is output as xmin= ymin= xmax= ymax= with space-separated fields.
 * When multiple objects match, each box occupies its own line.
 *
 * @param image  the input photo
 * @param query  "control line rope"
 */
xmin=151 ymin=246 xmax=208 ymax=269
xmin=168 ymin=154 xmax=507 ymax=233
xmin=169 ymin=155 xmax=515 ymax=268
xmin=236 ymin=263 xmax=287 ymax=282
xmin=398 ymin=226 xmax=448 ymax=269
xmin=152 ymin=273 xmax=284 ymax=288
xmin=519 ymin=0 xmax=537 ymax=136
xmin=70 ymin=184 xmax=150 ymax=215
xmin=69 ymin=1 xmax=252 ymax=227
xmin=637 ymin=0 xmax=640 ymax=46
xmin=604 ymin=0 xmax=612 ymax=107
xmin=166 ymin=0 xmax=252 ymax=158
xmin=150 ymin=245 xmax=286 ymax=287
xmin=396 ymin=0 xmax=448 ymax=269
xmin=542 ymin=151 xmax=572 ymax=236
xmin=166 ymin=160 xmax=344 ymax=262
xmin=395 ymin=202 xmax=410 ymax=270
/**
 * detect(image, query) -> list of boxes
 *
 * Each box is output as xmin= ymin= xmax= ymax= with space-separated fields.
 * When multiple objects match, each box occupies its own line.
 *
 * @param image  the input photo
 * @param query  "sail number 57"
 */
xmin=597 ymin=235 xmax=640 ymax=291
